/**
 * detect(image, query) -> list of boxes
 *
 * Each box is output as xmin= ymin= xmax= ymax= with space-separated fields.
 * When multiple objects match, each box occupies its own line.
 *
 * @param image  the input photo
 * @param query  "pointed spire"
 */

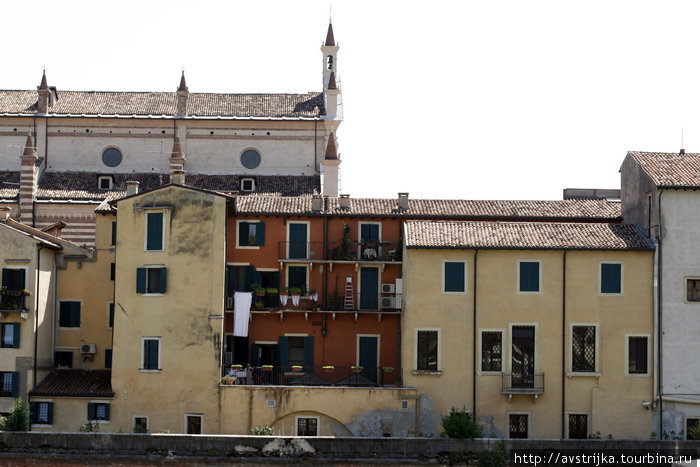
xmin=325 ymin=22 xmax=335 ymax=46
xmin=177 ymin=70 xmax=188 ymax=93
xmin=327 ymin=71 xmax=337 ymax=90
xmin=23 ymin=131 xmax=36 ymax=158
xmin=325 ymin=132 xmax=338 ymax=160
xmin=38 ymin=70 xmax=49 ymax=91
xmin=171 ymin=135 xmax=185 ymax=160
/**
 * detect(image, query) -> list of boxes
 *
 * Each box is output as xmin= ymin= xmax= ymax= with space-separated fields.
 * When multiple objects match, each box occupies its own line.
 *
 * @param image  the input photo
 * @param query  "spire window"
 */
xmin=327 ymin=55 xmax=334 ymax=70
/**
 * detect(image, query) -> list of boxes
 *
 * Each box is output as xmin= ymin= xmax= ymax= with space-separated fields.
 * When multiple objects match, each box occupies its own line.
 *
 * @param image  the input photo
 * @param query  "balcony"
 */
xmin=501 ymin=373 xmax=544 ymax=400
xmin=220 ymin=365 xmax=399 ymax=387
xmin=225 ymin=292 xmax=403 ymax=315
xmin=277 ymin=241 xmax=402 ymax=263
xmin=0 ymin=289 xmax=29 ymax=313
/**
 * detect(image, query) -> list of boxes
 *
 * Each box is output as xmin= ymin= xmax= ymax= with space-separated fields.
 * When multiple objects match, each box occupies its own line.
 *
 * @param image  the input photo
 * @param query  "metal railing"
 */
xmin=277 ymin=241 xmax=402 ymax=262
xmin=221 ymin=365 xmax=399 ymax=387
xmin=501 ymin=373 xmax=544 ymax=394
xmin=225 ymin=293 xmax=402 ymax=312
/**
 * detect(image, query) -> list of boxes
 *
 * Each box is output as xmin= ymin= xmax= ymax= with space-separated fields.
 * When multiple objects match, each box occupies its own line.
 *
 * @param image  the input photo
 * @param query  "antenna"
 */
xmin=329 ymin=3 xmax=332 ymax=22
xmin=681 ymin=127 xmax=685 ymax=154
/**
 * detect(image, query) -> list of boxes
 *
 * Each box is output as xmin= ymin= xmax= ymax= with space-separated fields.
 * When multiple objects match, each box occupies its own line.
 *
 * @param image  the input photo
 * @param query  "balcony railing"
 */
xmin=221 ymin=365 xmax=398 ymax=387
xmin=501 ymin=373 xmax=544 ymax=394
xmin=0 ymin=289 xmax=28 ymax=312
xmin=278 ymin=241 xmax=401 ymax=262
xmin=225 ymin=292 xmax=402 ymax=312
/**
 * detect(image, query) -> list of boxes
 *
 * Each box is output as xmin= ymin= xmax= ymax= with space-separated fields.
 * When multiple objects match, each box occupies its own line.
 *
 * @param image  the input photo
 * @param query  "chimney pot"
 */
xmin=311 ymin=194 xmax=323 ymax=212
xmin=126 ymin=181 xmax=140 ymax=196
xmin=339 ymin=193 xmax=350 ymax=209
xmin=171 ymin=170 xmax=185 ymax=185
xmin=680 ymin=148 xmax=685 ymax=154
xmin=398 ymin=192 xmax=409 ymax=210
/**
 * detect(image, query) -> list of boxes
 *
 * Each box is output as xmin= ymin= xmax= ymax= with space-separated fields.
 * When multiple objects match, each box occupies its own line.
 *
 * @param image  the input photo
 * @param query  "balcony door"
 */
xmin=288 ymin=223 xmax=308 ymax=259
xmin=511 ymin=326 xmax=535 ymax=388
xmin=360 ymin=267 xmax=379 ymax=310
xmin=358 ymin=335 xmax=378 ymax=383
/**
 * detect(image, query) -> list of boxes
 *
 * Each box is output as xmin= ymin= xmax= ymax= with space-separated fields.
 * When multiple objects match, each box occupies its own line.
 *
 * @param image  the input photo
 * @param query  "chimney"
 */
xmin=397 ymin=193 xmax=409 ymax=211
xmin=168 ymin=136 xmax=186 ymax=183
xmin=19 ymin=132 xmax=39 ymax=225
xmin=126 ymin=181 xmax=140 ymax=196
xmin=37 ymin=71 xmax=50 ymax=114
xmin=311 ymin=194 xmax=323 ymax=212
xmin=339 ymin=193 xmax=350 ymax=209
xmin=680 ymin=148 xmax=685 ymax=155
xmin=171 ymin=169 xmax=185 ymax=185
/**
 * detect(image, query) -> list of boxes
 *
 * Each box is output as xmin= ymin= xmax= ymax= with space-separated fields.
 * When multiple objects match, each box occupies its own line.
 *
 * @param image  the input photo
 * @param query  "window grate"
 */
xmin=509 ymin=414 xmax=528 ymax=438
xmin=572 ymin=326 xmax=595 ymax=372
xmin=481 ymin=331 xmax=502 ymax=372
xmin=568 ymin=414 xmax=588 ymax=439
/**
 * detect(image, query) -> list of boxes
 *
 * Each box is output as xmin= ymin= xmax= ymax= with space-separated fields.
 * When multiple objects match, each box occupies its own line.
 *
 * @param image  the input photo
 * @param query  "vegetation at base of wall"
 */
xmin=0 ymin=398 xmax=29 ymax=431
xmin=251 ymin=423 xmax=274 ymax=435
xmin=440 ymin=407 xmax=483 ymax=439
xmin=689 ymin=425 xmax=700 ymax=441
xmin=478 ymin=444 xmax=506 ymax=467
xmin=133 ymin=424 xmax=148 ymax=434
xmin=79 ymin=420 xmax=100 ymax=432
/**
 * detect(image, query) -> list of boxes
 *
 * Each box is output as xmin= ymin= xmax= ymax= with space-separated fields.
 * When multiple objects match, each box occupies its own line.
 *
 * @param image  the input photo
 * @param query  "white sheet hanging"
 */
xmin=233 ymin=292 xmax=252 ymax=337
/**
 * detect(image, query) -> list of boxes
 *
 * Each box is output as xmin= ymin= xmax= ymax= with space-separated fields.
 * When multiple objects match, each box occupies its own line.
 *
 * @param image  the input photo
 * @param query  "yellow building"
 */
xmin=402 ymin=220 xmax=655 ymax=439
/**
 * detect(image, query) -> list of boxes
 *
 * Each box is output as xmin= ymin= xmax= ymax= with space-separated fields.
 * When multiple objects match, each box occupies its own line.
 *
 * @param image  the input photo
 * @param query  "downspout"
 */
xmin=33 ymin=245 xmax=43 ymax=390
xmin=314 ymin=120 xmax=318 ymax=174
xmin=51 ymin=255 xmax=57 ymax=369
xmin=561 ymin=250 xmax=567 ymax=438
xmin=657 ymin=189 xmax=664 ymax=436
xmin=472 ymin=249 xmax=478 ymax=420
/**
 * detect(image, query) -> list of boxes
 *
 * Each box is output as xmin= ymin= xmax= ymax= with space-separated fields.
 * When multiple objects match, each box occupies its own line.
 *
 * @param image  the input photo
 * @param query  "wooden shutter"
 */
xmin=12 ymin=323 xmax=19 ymax=348
xmin=244 ymin=266 xmax=255 ymax=292
xmin=273 ymin=271 xmax=280 ymax=288
xmin=11 ymin=372 xmax=19 ymax=397
xmin=255 ymin=222 xmax=265 ymax=246
xmin=278 ymin=337 xmax=289 ymax=366
xmin=601 ymin=264 xmax=621 ymax=293
xmin=146 ymin=212 xmax=163 ymax=250
xmin=46 ymin=403 xmax=53 ymax=425
xmin=1 ymin=269 xmax=9 ymax=288
xmin=303 ymin=337 xmax=314 ymax=367
xmin=238 ymin=222 xmax=249 ymax=246
xmin=136 ymin=268 xmax=147 ymax=293
xmin=251 ymin=344 xmax=260 ymax=367
xmin=111 ymin=221 xmax=117 ymax=246
xmin=159 ymin=268 xmax=167 ymax=294
xmin=29 ymin=402 xmax=37 ymax=424
xmin=87 ymin=403 xmax=96 ymax=420
xmin=103 ymin=404 xmax=111 ymax=421
xmin=149 ymin=340 xmax=159 ymax=369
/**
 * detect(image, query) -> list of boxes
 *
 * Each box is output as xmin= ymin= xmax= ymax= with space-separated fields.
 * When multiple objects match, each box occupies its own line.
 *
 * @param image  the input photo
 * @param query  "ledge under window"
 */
xmin=139 ymin=369 xmax=162 ymax=373
xmin=567 ymin=371 xmax=601 ymax=378
xmin=411 ymin=369 xmax=443 ymax=376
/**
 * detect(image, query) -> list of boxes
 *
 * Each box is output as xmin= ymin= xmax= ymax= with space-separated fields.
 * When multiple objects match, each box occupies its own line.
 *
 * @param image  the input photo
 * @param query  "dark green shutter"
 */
xmin=239 ymin=222 xmax=249 ymax=245
xmin=278 ymin=337 xmax=289 ymax=366
xmin=109 ymin=303 xmax=114 ymax=328
xmin=244 ymin=266 xmax=255 ymax=292
xmin=520 ymin=262 xmax=539 ymax=292
xmin=1 ymin=269 xmax=9 ymax=288
xmin=105 ymin=349 xmax=112 ymax=369
xmin=273 ymin=271 xmax=280 ymax=288
xmin=111 ymin=221 xmax=117 ymax=246
xmin=444 ymin=262 xmax=465 ymax=292
xmin=46 ymin=403 xmax=53 ymax=425
xmin=87 ymin=403 xmax=95 ymax=420
xmin=148 ymin=340 xmax=159 ymax=369
xmin=255 ymin=222 xmax=265 ymax=246
xmin=30 ymin=403 xmax=37 ymax=424
xmin=59 ymin=302 xmax=71 ymax=327
xmin=159 ymin=268 xmax=167 ymax=294
xmin=601 ymin=263 xmax=621 ymax=293
xmin=146 ymin=212 xmax=163 ymax=250
xmin=70 ymin=302 xmax=80 ymax=327
xmin=12 ymin=323 xmax=19 ymax=348
xmin=136 ymin=268 xmax=147 ymax=293
xmin=104 ymin=404 xmax=110 ymax=421
xmin=110 ymin=263 xmax=115 ymax=281
xmin=11 ymin=372 xmax=18 ymax=397
xmin=251 ymin=344 xmax=260 ymax=367
xmin=254 ymin=271 xmax=262 ymax=286
xmin=303 ymin=337 xmax=314 ymax=367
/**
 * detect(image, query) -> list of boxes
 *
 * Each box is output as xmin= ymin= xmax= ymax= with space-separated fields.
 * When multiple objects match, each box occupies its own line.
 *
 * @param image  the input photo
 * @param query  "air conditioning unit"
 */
xmin=226 ymin=297 xmax=234 ymax=309
xmin=395 ymin=278 xmax=403 ymax=294
xmin=81 ymin=343 xmax=97 ymax=354
xmin=380 ymin=296 xmax=396 ymax=309
xmin=381 ymin=283 xmax=395 ymax=294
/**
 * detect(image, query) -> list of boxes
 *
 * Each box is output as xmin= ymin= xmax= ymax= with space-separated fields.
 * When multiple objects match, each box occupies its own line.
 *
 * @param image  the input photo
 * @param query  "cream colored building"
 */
xmin=402 ymin=220 xmax=655 ymax=439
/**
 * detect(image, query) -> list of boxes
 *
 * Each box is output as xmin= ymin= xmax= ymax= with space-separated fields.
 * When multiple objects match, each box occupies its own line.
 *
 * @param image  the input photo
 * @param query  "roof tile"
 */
xmin=29 ymin=369 xmax=114 ymax=398
xmin=628 ymin=151 xmax=700 ymax=187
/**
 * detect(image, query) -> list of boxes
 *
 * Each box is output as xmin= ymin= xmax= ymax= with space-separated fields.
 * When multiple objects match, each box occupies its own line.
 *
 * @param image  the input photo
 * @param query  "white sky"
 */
xmin=2 ymin=0 xmax=699 ymax=200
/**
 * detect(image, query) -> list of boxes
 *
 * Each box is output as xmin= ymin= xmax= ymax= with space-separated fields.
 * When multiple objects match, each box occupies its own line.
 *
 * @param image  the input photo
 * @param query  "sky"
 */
xmin=2 ymin=0 xmax=700 ymax=200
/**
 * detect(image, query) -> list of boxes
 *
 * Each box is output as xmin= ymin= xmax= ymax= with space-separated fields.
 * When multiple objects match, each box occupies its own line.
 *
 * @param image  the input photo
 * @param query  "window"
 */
xmin=0 ymin=372 xmax=18 ymax=397
xmin=111 ymin=221 xmax=117 ymax=246
xmin=415 ymin=329 xmax=439 ymax=372
xmin=1 ymin=268 xmax=26 ymax=309
xmin=88 ymin=402 xmax=110 ymax=421
xmin=54 ymin=351 xmax=73 ymax=368
xmin=481 ymin=331 xmax=502 ymax=372
xmin=59 ymin=301 xmax=80 ymax=328
xmin=185 ymin=414 xmax=203 ymax=434
xmin=30 ymin=402 xmax=53 ymax=425
xmin=627 ymin=335 xmax=649 ymax=375
xmin=443 ymin=261 xmax=466 ymax=293
xmin=287 ymin=266 xmax=307 ymax=291
xmin=105 ymin=349 xmax=112 ymax=369
xmin=142 ymin=337 xmax=161 ymax=371
xmin=110 ymin=263 xmax=115 ymax=281
xmin=600 ymin=262 xmax=622 ymax=294
xmin=568 ymin=414 xmax=588 ymax=439
xmin=518 ymin=261 xmax=540 ymax=293
xmin=571 ymin=325 xmax=597 ymax=373
xmin=134 ymin=416 xmax=149 ymax=433
xmin=102 ymin=147 xmax=122 ymax=167
xmin=240 ymin=178 xmax=255 ymax=192
xmin=687 ymin=279 xmax=700 ymax=302
xmin=509 ymin=414 xmax=529 ymax=438
xmin=287 ymin=337 xmax=305 ymax=366
xmin=279 ymin=336 xmax=313 ymax=367
xmin=240 ymin=149 xmax=261 ymax=169
xmin=98 ymin=176 xmax=113 ymax=190
xmin=1 ymin=323 xmax=19 ymax=348
xmin=237 ymin=221 xmax=265 ymax=247
xmin=687 ymin=418 xmax=700 ymax=440
xmin=146 ymin=212 xmax=164 ymax=251
xmin=136 ymin=267 xmax=167 ymax=294
xmin=108 ymin=303 xmax=114 ymax=328
xmin=296 ymin=416 xmax=319 ymax=436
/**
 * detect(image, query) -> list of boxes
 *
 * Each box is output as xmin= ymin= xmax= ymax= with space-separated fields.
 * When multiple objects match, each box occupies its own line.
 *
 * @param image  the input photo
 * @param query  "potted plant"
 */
xmin=266 ymin=287 xmax=278 ymax=295
xmin=322 ymin=365 xmax=335 ymax=373
xmin=251 ymin=284 xmax=266 ymax=297
xmin=279 ymin=287 xmax=289 ymax=306
xmin=222 ymin=375 xmax=235 ymax=385
xmin=351 ymin=365 xmax=363 ymax=374
xmin=289 ymin=287 xmax=301 ymax=306
xmin=308 ymin=289 xmax=318 ymax=302
xmin=262 ymin=365 xmax=273 ymax=372
xmin=291 ymin=365 xmax=303 ymax=372
xmin=231 ymin=364 xmax=243 ymax=371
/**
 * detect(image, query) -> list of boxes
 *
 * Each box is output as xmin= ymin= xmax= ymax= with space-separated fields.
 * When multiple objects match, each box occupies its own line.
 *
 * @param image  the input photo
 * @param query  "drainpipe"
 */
xmin=561 ymin=250 xmax=567 ymax=438
xmin=33 ymin=245 xmax=43 ymax=390
xmin=657 ymin=189 xmax=664 ymax=436
xmin=472 ymin=249 xmax=478 ymax=420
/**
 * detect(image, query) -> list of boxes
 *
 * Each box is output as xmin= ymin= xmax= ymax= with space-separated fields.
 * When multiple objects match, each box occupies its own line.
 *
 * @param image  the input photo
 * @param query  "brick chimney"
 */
xmin=397 ymin=193 xmax=409 ymax=211
xmin=338 ymin=193 xmax=350 ymax=209
xmin=19 ymin=132 xmax=39 ymax=225
xmin=169 ymin=136 xmax=186 ymax=184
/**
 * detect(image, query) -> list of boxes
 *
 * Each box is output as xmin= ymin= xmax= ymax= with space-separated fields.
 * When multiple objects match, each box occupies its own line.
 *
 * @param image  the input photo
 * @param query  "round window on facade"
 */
xmin=102 ymin=147 xmax=123 ymax=167
xmin=240 ymin=149 xmax=261 ymax=169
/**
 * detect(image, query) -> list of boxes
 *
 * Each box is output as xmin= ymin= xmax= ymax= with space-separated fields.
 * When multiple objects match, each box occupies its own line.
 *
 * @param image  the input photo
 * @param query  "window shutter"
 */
xmin=46 ymin=403 xmax=53 ymax=425
xmin=1 ymin=269 xmax=9 ymax=288
xmin=111 ymin=221 xmax=117 ymax=246
xmin=17 ymin=271 xmax=25 ymax=291
xmin=104 ymin=404 xmax=110 ymax=421
xmin=601 ymin=264 xmax=621 ymax=293
xmin=244 ymin=266 xmax=255 ymax=292
xmin=109 ymin=304 xmax=114 ymax=328
xmin=303 ymin=337 xmax=314 ymax=367
xmin=255 ymin=222 xmax=265 ymax=246
xmin=520 ymin=262 xmax=539 ymax=292
xmin=254 ymin=271 xmax=262 ymax=286
xmin=29 ymin=403 xmax=37 ymax=424
xmin=146 ymin=212 xmax=163 ymax=250
xmin=149 ymin=340 xmax=159 ymax=369
xmin=71 ymin=302 xmax=81 ymax=327
xmin=444 ymin=262 xmax=464 ymax=292
xmin=10 ymin=372 xmax=19 ymax=397
xmin=87 ymin=403 xmax=96 ymax=421
xmin=251 ymin=344 xmax=260 ymax=367
xmin=273 ymin=271 xmax=280 ymax=288
xmin=12 ymin=323 xmax=19 ymax=348
xmin=278 ymin=337 xmax=289 ymax=366
xmin=136 ymin=268 xmax=147 ymax=294
xmin=159 ymin=268 xmax=167 ymax=294
xmin=110 ymin=263 xmax=115 ymax=281
xmin=239 ymin=222 xmax=248 ymax=245
xmin=105 ymin=349 xmax=112 ymax=369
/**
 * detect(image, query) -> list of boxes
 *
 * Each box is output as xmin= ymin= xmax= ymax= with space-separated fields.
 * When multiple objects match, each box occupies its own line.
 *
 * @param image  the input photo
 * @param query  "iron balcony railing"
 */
xmin=501 ymin=373 xmax=544 ymax=394
xmin=278 ymin=241 xmax=401 ymax=262
xmin=221 ymin=365 xmax=399 ymax=387
xmin=225 ymin=293 xmax=403 ymax=312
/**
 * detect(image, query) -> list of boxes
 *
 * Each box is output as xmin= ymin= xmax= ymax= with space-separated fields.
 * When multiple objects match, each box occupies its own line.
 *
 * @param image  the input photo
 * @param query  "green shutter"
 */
xmin=244 ymin=266 xmax=255 ymax=291
xmin=46 ymin=402 xmax=53 ymax=425
xmin=239 ymin=222 xmax=249 ymax=246
xmin=255 ymin=222 xmax=265 ymax=246
xmin=1 ymin=269 xmax=9 ymax=288
xmin=105 ymin=349 xmax=112 ymax=369
xmin=146 ymin=212 xmax=163 ymax=250
xmin=87 ymin=403 xmax=95 ymax=420
xmin=159 ymin=268 xmax=167 ymax=294
xmin=520 ymin=262 xmax=539 ymax=292
xmin=601 ymin=263 xmax=621 ymax=294
xmin=148 ymin=340 xmax=159 ymax=369
xmin=273 ymin=271 xmax=280 ymax=288
xmin=111 ymin=221 xmax=117 ymax=246
xmin=303 ymin=337 xmax=314 ymax=367
xmin=444 ymin=262 xmax=465 ymax=292
xmin=251 ymin=344 xmax=260 ymax=367
xmin=136 ymin=268 xmax=147 ymax=294
xmin=12 ymin=323 xmax=19 ymax=348
xmin=254 ymin=271 xmax=262 ymax=286
xmin=109 ymin=303 xmax=114 ymax=328
xmin=70 ymin=302 xmax=81 ymax=327
xmin=104 ymin=404 xmax=110 ymax=421
xmin=278 ymin=337 xmax=289 ymax=366
xmin=29 ymin=402 xmax=37 ymax=424
xmin=11 ymin=372 xmax=18 ymax=397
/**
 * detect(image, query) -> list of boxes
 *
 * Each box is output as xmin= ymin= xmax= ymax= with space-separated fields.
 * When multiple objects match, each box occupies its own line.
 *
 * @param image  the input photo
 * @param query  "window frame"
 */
xmin=413 ymin=328 xmax=441 ymax=374
xmin=685 ymin=417 xmax=700 ymax=440
xmin=286 ymin=221 xmax=310 ymax=260
xmin=358 ymin=221 xmax=382 ymax=259
xmin=144 ymin=209 xmax=166 ymax=252
xmin=184 ymin=413 xmax=203 ymax=434
xmin=236 ymin=219 xmax=265 ymax=249
xmin=286 ymin=264 xmax=309 ymax=292
xmin=98 ymin=176 xmax=113 ymax=190
xmin=140 ymin=337 xmax=162 ymax=372
xmin=507 ymin=412 xmax=530 ymax=439
xmin=58 ymin=300 xmax=81 ymax=329
xmin=478 ymin=329 xmax=504 ymax=374
xmin=88 ymin=401 xmax=111 ymax=423
xmin=133 ymin=415 xmax=150 ymax=433
xmin=30 ymin=399 xmax=53 ymax=427
xmin=565 ymin=412 xmax=590 ymax=439
xmin=625 ymin=333 xmax=651 ymax=377
xmin=517 ymin=259 xmax=542 ymax=294
xmin=295 ymin=415 xmax=320 ymax=436
xmin=1 ymin=267 xmax=28 ymax=310
xmin=0 ymin=323 xmax=20 ymax=349
xmin=442 ymin=260 xmax=467 ymax=294
xmin=599 ymin=261 xmax=624 ymax=296
xmin=240 ymin=177 xmax=255 ymax=192
xmin=685 ymin=277 xmax=700 ymax=303
xmin=0 ymin=371 xmax=18 ymax=397
xmin=137 ymin=266 xmax=167 ymax=295
xmin=568 ymin=323 xmax=600 ymax=376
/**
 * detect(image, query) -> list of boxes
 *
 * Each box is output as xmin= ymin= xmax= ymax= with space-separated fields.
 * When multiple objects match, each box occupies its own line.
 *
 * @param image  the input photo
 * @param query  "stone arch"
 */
xmin=271 ymin=410 xmax=351 ymax=437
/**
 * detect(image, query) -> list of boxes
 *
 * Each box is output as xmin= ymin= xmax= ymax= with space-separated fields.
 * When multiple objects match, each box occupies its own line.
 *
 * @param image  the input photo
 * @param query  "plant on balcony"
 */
xmin=291 ymin=365 xmax=303 ymax=372
xmin=222 ymin=375 xmax=235 ymax=385
xmin=231 ymin=364 xmax=243 ymax=371
xmin=440 ymin=407 xmax=483 ymax=439
xmin=251 ymin=284 xmax=266 ymax=296
xmin=339 ymin=223 xmax=352 ymax=260
xmin=308 ymin=289 xmax=319 ymax=301
xmin=382 ymin=366 xmax=395 ymax=373
xmin=351 ymin=365 xmax=363 ymax=373
xmin=0 ymin=302 xmax=21 ymax=311
xmin=266 ymin=288 xmax=278 ymax=295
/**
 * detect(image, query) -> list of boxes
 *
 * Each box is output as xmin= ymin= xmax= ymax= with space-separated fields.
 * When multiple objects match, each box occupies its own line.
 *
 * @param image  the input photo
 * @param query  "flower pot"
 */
xmin=291 ymin=366 xmax=303 ymax=372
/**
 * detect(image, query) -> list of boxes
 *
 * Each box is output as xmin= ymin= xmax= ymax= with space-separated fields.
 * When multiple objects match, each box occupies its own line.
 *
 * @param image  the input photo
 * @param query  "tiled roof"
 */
xmin=29 ymin=369 xmax=113 ymax=398
xmin=0 ymin=218 xmax=63 ymax=249
xmin=236 ymin=196 xmax=622 ymax=220
xmin=627 ymin=151 xmax=700 ymax=188
xmin=0 ymin=171 xmax=20 ymax=200
xmin=0 ymin=90 xmax=324 ymax=119
xmin=33 ymin=172 xmax=319 ymax=201
xmin=404 ymin=220 xmax=653 ymax=251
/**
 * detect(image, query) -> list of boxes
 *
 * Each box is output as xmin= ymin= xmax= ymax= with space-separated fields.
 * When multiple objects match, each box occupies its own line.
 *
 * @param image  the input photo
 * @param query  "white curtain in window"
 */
xmin=234 ymin=292 xmax=252 ymax=337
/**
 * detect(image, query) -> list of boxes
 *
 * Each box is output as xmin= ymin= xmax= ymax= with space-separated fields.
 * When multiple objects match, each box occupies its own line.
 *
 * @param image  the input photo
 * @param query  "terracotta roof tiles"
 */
xmin=29 ymin=369 xmax=114 ymax=398
xmin=627 ymin=151 xmax=700 ymax=188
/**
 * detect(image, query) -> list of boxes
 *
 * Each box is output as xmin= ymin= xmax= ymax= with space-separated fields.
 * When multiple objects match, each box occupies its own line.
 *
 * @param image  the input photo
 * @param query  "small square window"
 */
xmin=601 ymin=263 xmax=622 ymax=294
xmin=136 ymin=267 xmax=167 ymax=294
xmin=88 ymin=402 xmax=110 ymax=421
xmin=519 ymin=261 xmax=540 ymax=292
xmin=98 ymin=176 xmax=113 ymax=190
xmin=186 ymin=414 xmax=202 ymax=434
xmin=296 ymin=416 xmax=318 ymax=436
xmin=54 ymin=351 xmax=73 ymax=368
xmin=30 ymin=401 xmax=53 ymax=425
xmin=59 ymin=302 xmax=80 ymax=328
xmin=134 ymin=416 xmax=149 ymax=433
xmin=687 ymin=279 xmax=700 ymax=302
xmin=687 ymin=418 xmax=700 ymax=440
xmin=237 ymin=221 xmax=265 ymax=247
xmin=443 ymin=261 xmax=465 ymax=293
xmin=0 ymin=372 xmax=17 ymax=397
xmin=241 ymin=178 xmax=255 ymax=192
